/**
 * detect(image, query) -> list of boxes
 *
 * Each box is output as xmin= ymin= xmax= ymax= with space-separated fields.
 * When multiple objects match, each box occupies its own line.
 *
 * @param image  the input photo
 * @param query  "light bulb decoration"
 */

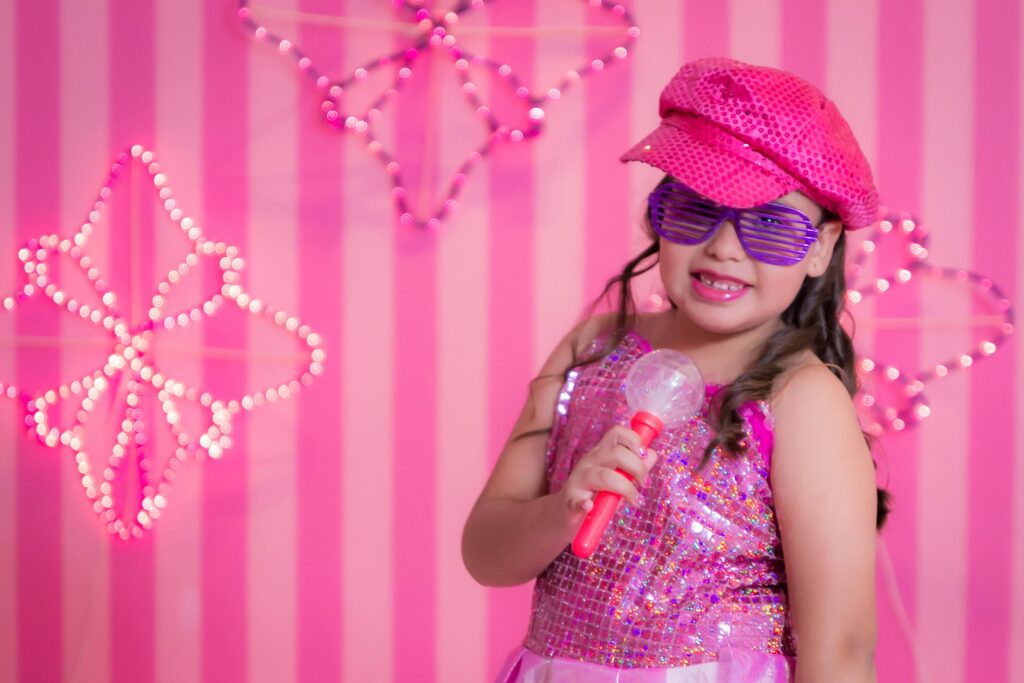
xmin=642 ymin=212 xmax=1014 ymax=437
xmin=238 ymin=0 xmax=638 ymax=229
xmin=0 ymin=146 xmax=325 ymax=539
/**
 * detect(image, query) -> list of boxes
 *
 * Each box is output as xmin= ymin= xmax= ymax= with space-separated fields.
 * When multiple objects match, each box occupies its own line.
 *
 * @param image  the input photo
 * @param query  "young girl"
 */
xmin=463 ymin=58 xmax=888 ymax=683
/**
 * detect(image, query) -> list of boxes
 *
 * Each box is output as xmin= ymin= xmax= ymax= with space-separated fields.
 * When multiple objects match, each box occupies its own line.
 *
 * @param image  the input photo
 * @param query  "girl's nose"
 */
xmin=704 ymin=220 xmax=746 ymax=261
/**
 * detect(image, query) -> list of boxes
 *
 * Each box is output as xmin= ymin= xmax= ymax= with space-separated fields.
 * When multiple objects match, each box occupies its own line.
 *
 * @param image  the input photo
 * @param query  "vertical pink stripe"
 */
xmin=201 ymin=3 xmax=248 ymax=680
xmin=536 ymin=0 xmax=586 ymax=363
xmin=875 ymin=1 xmax=923 ymax=680
xmin=0 ymin=0 xmax=15 ymax=676
xmin=970 ymin=0 xmax=1018 ymax=679
xmin=153 ymin=2 xmax=203 ymax=682
xmin=392 ymin=41 xmax=439 ymax=683
xmin=392 ymin=230 xmax=438 ymax=683
xmin=15 ymin=1 xmax=63 ymax=681
xmin=583 ymin=8 xmax=634 ymax=305
xmin=1 ymin=0 xmax=17 ymax=679
xmin=917 ymin=1 xmax=973 ymax=678
xmin=728 ymin=0 xmax=781 ymax=68
xmin=296 ymin=2 xmax=343 ymax=681
xmin=339 ymin=6 xmax=394 ymax=680
xmin=486 ymin=3 xmax=536 ymax=676
xmin=826 ymin=0 xmax=879 ymax=167
xmin=341 ymin=151 xmax=395 ymax=683
xmin=781 ymin=0 xmax=826 ymax=87
xmin=339 ymin=171 xmax=396 ymax=678
xmin=60 ymin=0 xmax=111 ymax=681
xmin=436 ymin=17 xmax=491 ymax=680
xmin=1015 ymin=9 xmax=1024 ymax=670
xmin=437 ymin=165 xmax=490 ymax=683
xmin=108 ymin=3 xmax=157 ymax=682
xmin=247 ymin=17 xmax=298 ymax=682
xmin=683 ymin=1 xmax=729 ymax=60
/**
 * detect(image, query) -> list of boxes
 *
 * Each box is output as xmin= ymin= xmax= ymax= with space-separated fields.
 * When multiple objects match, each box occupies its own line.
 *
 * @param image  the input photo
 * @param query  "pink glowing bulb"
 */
xmin=572 ymin=349 xmax=704 ymax=558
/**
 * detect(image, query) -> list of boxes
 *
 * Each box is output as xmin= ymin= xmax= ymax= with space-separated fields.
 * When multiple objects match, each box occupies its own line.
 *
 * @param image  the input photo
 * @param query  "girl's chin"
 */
xmin=675 ymin=299 xmax=765 ymax=335
xmin=679 ymin=310 xmax=749 ymax=335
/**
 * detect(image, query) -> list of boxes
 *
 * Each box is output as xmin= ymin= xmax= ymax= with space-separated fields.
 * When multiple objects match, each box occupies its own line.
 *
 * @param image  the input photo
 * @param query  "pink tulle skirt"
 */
xmin=495 ymin=647 xmax=794 ymax=683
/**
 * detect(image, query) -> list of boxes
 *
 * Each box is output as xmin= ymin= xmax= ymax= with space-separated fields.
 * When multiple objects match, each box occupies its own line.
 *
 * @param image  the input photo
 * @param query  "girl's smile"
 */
xmin=691 ymin=269 xmax=752 ymax=302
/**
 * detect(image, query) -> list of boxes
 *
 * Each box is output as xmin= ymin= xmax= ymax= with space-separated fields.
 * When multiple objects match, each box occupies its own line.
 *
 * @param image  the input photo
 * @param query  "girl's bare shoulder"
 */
xmin=770 ymin=350 xmax=847 ymax=401
xmin=769 ymin=351 xmax=862 ymax=453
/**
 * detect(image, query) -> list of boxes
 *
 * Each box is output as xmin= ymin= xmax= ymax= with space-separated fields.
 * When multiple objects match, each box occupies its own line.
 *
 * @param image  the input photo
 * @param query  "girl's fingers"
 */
xmin=564 ymin=489 xmax=594 ymax=514
xmin=594 ymin=467 xmax=640 ymax=503
xmin=645 ymin=448 xmax=660 ymax=470
xmin=569 ymin=437 xmax=662 ymax=507
xmin=610 ymin=445 xmax=658 ymax=485
xmin=610 ymin=425 xmax=645 ymax=457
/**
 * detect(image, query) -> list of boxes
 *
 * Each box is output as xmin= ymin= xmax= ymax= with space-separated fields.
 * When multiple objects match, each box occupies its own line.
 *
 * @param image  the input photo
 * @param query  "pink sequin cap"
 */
xmin=621 ymin=57 xmax=879 ymax=229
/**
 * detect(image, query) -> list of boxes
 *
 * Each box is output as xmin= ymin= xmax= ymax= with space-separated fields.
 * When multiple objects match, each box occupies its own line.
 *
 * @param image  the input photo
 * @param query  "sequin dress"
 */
xmin=496 ymin=331 xmax=795 ymax=682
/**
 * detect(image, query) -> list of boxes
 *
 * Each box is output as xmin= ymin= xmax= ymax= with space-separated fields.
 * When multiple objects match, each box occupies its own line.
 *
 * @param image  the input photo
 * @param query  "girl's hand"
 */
xmin=556 ymin=425 xmax=659 ymax=519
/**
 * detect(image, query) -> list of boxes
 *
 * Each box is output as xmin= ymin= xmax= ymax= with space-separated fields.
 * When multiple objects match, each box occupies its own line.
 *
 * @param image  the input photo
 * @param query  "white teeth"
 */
xmin=698 ymin=273 xmax=744 ymax=291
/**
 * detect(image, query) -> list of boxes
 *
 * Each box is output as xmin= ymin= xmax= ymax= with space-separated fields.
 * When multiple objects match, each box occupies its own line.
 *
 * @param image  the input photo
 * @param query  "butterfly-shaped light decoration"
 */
xmin=843 ymin=214 xmax=1013 ymax=436
xmin=642 ymin=213 xmax=1014 ymax=437
xmin=238 ymin=0 xmax=638 ymax=228
xmin=0 ymin=146 xmax=324 ymax=539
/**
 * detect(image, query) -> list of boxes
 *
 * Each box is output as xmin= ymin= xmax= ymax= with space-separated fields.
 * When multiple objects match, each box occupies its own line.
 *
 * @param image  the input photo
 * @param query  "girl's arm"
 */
xmin=461 ymin=318 xmax=654 ymax=587
xmin=771 ymin=363 xmax=879 ymax=683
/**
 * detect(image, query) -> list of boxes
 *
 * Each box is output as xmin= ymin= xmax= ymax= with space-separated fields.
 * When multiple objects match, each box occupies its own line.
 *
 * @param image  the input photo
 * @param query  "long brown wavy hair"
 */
xmin=564 ymin=187 xmax=891 ymax=529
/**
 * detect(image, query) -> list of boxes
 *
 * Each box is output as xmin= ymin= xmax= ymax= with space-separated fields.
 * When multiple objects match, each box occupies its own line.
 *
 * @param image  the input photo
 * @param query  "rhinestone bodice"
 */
xmin=524 ymin=331 xmax=794 ymax=668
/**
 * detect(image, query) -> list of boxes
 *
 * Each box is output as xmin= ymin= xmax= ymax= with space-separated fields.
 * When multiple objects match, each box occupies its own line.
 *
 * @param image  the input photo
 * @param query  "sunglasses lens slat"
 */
xmin=653 ymin=214 xmax=710 ymax=243
xmin=649 ymin=182 xmax=821 ymax=265
xmin=739 ymin=228 xmax=815 ymax=249
xmin=737 ymin=210 xmax=817 ymax=263
xmin=740 ymin=243 xmax=812 ymax=264
xmin=650 ymin=185 xmax=720 ymax=244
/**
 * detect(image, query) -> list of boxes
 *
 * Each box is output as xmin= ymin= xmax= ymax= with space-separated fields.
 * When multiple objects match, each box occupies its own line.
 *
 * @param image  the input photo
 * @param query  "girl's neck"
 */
xmin=637 ymin=310 xmax=782 ymax=385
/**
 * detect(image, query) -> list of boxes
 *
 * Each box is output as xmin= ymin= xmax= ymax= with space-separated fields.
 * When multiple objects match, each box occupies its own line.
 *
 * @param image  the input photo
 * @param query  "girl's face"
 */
xmin=658 ymin=190 xmax=842 ymax=338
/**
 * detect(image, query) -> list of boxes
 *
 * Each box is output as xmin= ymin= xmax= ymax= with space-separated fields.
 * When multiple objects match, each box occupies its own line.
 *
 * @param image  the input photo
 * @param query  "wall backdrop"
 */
xmin=1 ymin=1 xmax=1022 ymax=682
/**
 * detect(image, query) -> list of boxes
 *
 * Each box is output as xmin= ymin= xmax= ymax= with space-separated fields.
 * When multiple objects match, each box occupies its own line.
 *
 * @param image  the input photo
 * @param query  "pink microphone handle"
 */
xmin=571 ymin=476 xmax=628 ymax=558
xmin=571 ymin=412 xmax=662 ymax=559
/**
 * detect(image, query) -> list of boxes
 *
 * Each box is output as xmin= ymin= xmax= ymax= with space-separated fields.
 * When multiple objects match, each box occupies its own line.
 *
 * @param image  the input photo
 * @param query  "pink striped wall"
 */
xmin=0 ymin=0 xmax=14 ymax=678
xmin=918 ymin=1 xmax=972 ymax=681
xmin=295 ymin=2 xmax=343 ymax=680
xmin=875 ymin=1 xmax=923 ymax=679
xmin=971 ymin=2 xmax=1019 ymax=680
xmin=153 ymin=4 xmax=204 ymax=683
xmin=1 ymin=2 xmax=1021 ymax=682
xmin=14 ymin=3 xmax=62 ymax=683
xmin=61 ymin=3 xmax=112 ymax=683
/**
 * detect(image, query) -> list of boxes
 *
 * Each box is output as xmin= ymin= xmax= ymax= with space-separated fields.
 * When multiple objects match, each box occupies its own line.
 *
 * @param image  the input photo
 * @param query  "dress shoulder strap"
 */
xmin=738 ymin=400 xmax=775 ymax=474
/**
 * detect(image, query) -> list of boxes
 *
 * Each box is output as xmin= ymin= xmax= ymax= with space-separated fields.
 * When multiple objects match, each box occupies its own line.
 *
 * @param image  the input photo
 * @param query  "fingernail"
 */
xmin=639 ymin=447 xmax=648 ymax=459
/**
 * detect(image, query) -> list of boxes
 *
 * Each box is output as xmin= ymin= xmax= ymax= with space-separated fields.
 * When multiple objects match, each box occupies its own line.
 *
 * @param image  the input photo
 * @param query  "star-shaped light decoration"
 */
xmin=0 ymin=146 xmax=324 ymax=539
xmin=238 ymin=0 xmax=638 ymax=228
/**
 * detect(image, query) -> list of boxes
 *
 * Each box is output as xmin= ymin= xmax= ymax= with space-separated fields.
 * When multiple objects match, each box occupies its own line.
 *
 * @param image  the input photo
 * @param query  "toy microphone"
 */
xmin=571 ymin=349 xmax=704 ymax=558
